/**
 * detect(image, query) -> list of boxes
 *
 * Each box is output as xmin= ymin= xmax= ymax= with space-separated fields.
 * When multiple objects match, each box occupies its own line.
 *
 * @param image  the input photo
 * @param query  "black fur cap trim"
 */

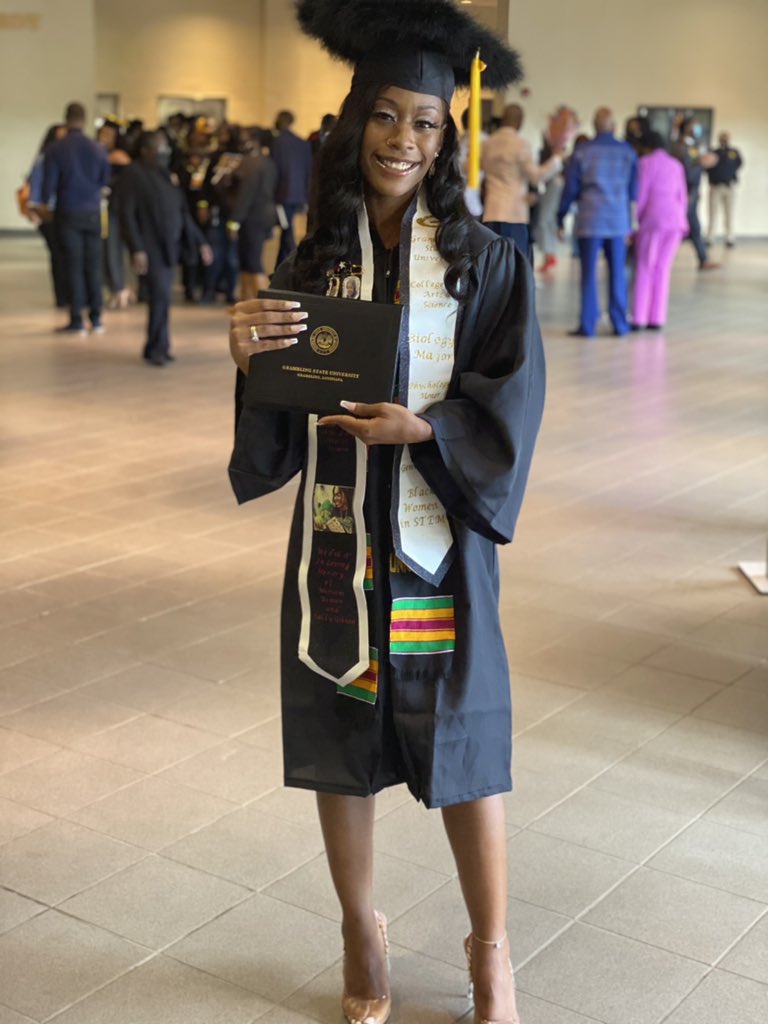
xmin=295 ymin=0 xmax=523 ymax=90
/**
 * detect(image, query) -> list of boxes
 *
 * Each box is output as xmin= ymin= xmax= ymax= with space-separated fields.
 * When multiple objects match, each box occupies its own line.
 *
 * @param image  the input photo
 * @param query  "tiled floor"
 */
xmin=0 ymin=232 xmax=766 ymax=1024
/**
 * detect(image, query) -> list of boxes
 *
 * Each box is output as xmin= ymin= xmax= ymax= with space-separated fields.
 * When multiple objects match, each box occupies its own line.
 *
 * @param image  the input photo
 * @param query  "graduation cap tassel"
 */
xmin=467 ymin=50 xmax=486 ymax=189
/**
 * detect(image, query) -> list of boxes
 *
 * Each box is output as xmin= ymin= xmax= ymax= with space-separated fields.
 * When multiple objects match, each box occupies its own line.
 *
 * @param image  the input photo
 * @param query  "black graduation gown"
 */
xmin=229 ymin=220 xmax=545 ymax=809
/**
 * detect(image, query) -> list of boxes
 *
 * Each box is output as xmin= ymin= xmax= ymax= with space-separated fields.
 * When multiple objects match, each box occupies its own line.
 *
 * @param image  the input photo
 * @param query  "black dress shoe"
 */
xmin=55 ymin=323 xmax=86 ymax=336
xmin=646 ymin=324 xmax=663 ymax=330
xmin=164 ymin=353 xmax=176 ymax=362
xmin=567 ymin=328 xmax=591 ymax=337
xmin=630 ymin=323 xmax=645 ymax=331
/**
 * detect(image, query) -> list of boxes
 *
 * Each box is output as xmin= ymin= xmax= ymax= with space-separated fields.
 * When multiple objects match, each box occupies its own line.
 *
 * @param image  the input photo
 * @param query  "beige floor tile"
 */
xmin=80 ymin=661 xmax=212 ymax=712
xmin=692 ymin=687 xmax=768 ymax=736
xmin=704 ymin=778 xmax=768 ymax=838
xmin=168 ymin=894 xmax=341 ymax=1002
xmin=685 ymin=619 xmax=768 ymax=661
xmin=0 ymin=818 xmax=146 ymax=904
xmin=510 ymin=675 xmax=585 ymax=723
xmin=0 ymin=1005 xmax=35 ymax=1024
xmin=286 ymin=943 xmax=468 ymax=1023
xmin=10 ymin=638 xmax=138 ymax=689
xmin=47 ymin=954 xmax=270 ymax=1024
xmin=503 ymin=768 xmax=582 ymax=828
xmin=0 ymin=909 xmax=147 ymax=1020
xmin=254 ymin=1009 xmax=319 ymax=1024
xmin=639 ymin=717 xmax=768 ymax=775
xmin=159 ymin=740 xmax=283 ymax=803
xmin=389 ymin=877 xmax=570 ymax=970
xmin=645 ymin=643 xmax=758 ymax=683
xmin=0 ymin=749 xmax=143 ymax=816
xmin=69 ymin=775 xmax=236 ymax=851
xmin=0 ymin=795 xmax=53 ymax=844
xmin=0 ymin=691 xmax=139 ymax=746
xmin=530 ymin=785 xmax=689 ymax=860
xmin=649 ymin=820 xmax=768 ymax=902
xmin=600 ymin=664 xmax=723 ymax=712
xmin=0 ymin=887 xmax=45 ymax=935
xmin=60 ymin=854 xmax=250 ymax=948
xmin=149 ymin=627 xmax=263 ymax=683
xmin=237 ymin=714 xmax=283 ymax=752
xmin=373 ymin=799 xmax=458 ymax=876
xmin=719 ymin=914 xmax=768 ymax=985
xmin=158 ymin=683 xmax=276 ymax=737
xmin=264 ymin=849 xmax=450 ymax=924
xmin=584 ymin=867 xmax=765 ymax=963
xmin=589 ymin=749 xmax=742 ymax=816
xmin=0 ymin=726 xmax=61 ymax=774
xmin=515 ymin=923 xmax=706 ymax=1024
xmin=734 ymin=666 xmax=768 ymax=695
xmin=73 ymin=712 xmax=222 ymax=773
xmin=514 ymin=646 xmax=630 ymax=691
xmin=662 ymin=969 xmax=768 ymax=1024
xmin=163 ymin=804 xmax=324 ymax=889
xmin=542 ymin=691 xmax=680 ymax=748
xmin=514 ymin=992 xmax=597 ymax=1023
xmin=506 ymin=830 xmax=633 ymax=917
xmin=512 ymin=719 xmax=629 ymax=784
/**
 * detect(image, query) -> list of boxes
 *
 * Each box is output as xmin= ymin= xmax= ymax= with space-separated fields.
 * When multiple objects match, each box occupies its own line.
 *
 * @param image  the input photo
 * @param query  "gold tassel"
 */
xmin=467 ymin=50 xmax=486 ymax=189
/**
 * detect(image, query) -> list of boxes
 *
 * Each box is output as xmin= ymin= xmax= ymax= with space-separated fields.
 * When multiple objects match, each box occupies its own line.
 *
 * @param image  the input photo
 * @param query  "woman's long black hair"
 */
xmin=293 ymin=79 xmax=476 ymax=301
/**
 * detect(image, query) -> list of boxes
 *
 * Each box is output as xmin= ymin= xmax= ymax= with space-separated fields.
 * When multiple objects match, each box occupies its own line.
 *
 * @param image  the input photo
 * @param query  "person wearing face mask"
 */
xmin=669 ymin=117 xmax=719 ymax=270
xmin=117 ymin=131 xmax=213 ymax=365
xmin=706 ymin=131 xmax=743 ymax=248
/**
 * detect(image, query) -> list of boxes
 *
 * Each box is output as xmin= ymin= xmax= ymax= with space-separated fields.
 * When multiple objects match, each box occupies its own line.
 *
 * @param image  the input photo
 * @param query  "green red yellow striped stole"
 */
xmin=364 ymin=535 xmax=373 ymax=591
xmin=390 ymin=596 xmax=455 ymax=654
xmin=337 ymin=647 xmax=378 ymax=703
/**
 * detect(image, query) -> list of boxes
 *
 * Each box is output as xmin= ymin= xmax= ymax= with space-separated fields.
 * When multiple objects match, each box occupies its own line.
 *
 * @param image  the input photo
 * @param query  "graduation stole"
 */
xmin=297 ymin=188 xmax=457 ymax=688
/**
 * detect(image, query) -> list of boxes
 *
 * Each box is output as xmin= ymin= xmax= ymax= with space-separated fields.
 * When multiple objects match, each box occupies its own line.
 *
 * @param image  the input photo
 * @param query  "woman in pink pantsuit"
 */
xmin=632 ymin=133 xmax=688 ymax=329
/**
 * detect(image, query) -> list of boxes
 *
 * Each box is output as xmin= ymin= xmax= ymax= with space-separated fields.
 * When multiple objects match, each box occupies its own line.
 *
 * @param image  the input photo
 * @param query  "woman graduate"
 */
xmin=229 ymin=2 xmax=544 ymax=1022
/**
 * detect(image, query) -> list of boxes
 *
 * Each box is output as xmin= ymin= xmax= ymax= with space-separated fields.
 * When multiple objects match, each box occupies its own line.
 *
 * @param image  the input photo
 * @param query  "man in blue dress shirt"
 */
xmin=557 ymin=107 xmax=637 ymax=337
xmin=42 ymin=102 xmax=110 ymax=335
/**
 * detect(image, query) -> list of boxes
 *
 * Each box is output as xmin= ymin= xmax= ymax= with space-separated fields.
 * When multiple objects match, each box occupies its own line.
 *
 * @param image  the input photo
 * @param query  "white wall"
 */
xmin=0 ymin=0 xmax=95 ymax=229
xmin=506 ymin=0 xmax=768 ymax=235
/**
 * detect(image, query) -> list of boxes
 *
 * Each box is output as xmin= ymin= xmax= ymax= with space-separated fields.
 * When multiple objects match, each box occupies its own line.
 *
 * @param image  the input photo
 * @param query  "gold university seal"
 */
xmin=310 ymin=325 xmax=340 ymax=356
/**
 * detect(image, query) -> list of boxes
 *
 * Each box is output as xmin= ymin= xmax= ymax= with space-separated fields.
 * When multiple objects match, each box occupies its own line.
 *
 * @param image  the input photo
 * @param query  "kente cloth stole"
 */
xmin=297 ymin=188 xmax=457 ymax=693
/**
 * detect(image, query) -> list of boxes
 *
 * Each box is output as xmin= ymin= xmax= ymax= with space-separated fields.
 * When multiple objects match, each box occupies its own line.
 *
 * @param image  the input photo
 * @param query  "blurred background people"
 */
xmin=707 ymin=130 xmax=743 ymax=248
xmin=118 ymin=131 xmax=212 ymax=365
xmin=669 ymin=116 xmax=719 ymax=270
xmin=308 ymin=113 xmax=337 ymax=159
xmin=228 ymin=127 xmax=278 ymax=299
xmin=22 ymin=123 xmax=70 ymax=309
xmin=481 ymin=103 xmax=563 ymax=259
xmin=631 ymin=131 xmax=688 ymax=330
xmin=535 ymin=106 xmax=578 ymax=272
xmin=178 ymin=145 xmax=214 ymax=302
xmin=97 ymin=117 xmax=133 ymax=310
xmin=557 ymin=107 xmax=637 ymax=337
xmin=271 ymin=109 xmax=312 ymax=266
xmin=42 ymin=101 xmax=110 ymax=335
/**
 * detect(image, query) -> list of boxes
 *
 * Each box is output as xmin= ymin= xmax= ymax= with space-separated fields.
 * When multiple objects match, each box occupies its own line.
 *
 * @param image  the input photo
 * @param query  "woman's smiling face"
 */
xmin=360 ymin=86 xmax=445 ymax=202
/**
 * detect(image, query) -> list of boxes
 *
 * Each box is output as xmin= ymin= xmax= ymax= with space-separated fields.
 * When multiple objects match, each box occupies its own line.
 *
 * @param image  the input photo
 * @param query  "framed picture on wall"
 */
xmin=639 ymin=105 xmax=715 ymax=150
xmin=157 ymin=95 xmax=228 ymax=127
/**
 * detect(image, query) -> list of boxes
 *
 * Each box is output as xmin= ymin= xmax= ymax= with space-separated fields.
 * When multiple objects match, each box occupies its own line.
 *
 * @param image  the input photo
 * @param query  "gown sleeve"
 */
xmin=410 ymin=237 xmax=545 ymax=545
xmin=228 ymin=257 xmax=309 ymax=504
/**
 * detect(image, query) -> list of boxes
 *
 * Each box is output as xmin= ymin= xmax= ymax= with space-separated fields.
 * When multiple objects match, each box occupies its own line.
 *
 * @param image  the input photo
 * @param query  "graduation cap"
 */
xmin=295 ymin=0 xmax=523 ymax=103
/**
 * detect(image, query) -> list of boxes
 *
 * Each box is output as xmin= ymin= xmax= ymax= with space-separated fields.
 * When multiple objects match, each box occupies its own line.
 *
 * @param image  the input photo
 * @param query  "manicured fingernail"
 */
xmin=340 ymin=400 xmax=354 ymax=410
xmin=296 ymin=324 xmax=308 ymax=331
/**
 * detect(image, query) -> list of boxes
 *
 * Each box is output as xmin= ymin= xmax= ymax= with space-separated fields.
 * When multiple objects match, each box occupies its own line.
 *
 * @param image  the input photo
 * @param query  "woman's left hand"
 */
xmin=318 ymin=401 xmax=434 ymax=446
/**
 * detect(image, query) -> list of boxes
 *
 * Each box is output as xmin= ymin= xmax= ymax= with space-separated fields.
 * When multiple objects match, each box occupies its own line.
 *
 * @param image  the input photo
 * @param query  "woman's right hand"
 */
xmin=228 ymin=298 xmax=308 ymax=374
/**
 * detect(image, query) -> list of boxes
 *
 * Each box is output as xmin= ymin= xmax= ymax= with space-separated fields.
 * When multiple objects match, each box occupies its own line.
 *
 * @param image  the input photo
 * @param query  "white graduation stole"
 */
xmin=359 ymin=189 xmax=456 ymax=584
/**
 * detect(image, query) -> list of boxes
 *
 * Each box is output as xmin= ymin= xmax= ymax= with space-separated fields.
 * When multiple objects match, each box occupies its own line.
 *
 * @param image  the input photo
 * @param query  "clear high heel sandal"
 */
xmin=342 ymin=910 xmax=391 ymax=1024
xmin=464 ymin=932 xmax=520 ymax=1024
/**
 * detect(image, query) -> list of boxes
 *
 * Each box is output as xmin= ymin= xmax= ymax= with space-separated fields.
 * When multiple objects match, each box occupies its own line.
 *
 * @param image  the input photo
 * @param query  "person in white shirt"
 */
xmin=481 ymin=103 xmax=563 ymax=258
xmin=458 ymin=107 xmax=487 ymax=218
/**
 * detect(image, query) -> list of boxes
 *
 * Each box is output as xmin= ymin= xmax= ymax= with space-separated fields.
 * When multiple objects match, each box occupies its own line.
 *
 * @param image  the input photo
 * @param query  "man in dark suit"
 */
xmin=42 ymin=102 xmax=110 ymax=335
xmin=271 ymin=110 xmax=313 ymax=267
xmin=118 ymin=131 xmax=212 ymax=365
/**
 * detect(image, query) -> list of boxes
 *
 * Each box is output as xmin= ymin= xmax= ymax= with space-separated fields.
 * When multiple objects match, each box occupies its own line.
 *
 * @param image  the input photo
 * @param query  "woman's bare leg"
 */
xmin=442 ymin=795 xmax=519 ymax=1022
xmin=316 ymin=793 xmax=389 ymax=997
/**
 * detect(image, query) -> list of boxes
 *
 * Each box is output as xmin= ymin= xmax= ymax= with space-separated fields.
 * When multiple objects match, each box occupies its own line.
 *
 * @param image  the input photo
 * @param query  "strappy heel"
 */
xmin=464 ymin=932 xmax=520 ymax=1024
xmin=342 ymin=910 xmax=391 ymax=1024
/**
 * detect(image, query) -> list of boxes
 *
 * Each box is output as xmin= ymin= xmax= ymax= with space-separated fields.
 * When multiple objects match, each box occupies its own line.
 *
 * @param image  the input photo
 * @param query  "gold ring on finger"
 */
xmin=249 ymin=325 xmax=259 ymax=343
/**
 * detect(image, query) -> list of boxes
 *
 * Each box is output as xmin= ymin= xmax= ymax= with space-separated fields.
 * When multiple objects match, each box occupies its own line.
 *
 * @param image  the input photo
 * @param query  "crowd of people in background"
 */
xmin=19 ymin=96 xmax=744 ymax=360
